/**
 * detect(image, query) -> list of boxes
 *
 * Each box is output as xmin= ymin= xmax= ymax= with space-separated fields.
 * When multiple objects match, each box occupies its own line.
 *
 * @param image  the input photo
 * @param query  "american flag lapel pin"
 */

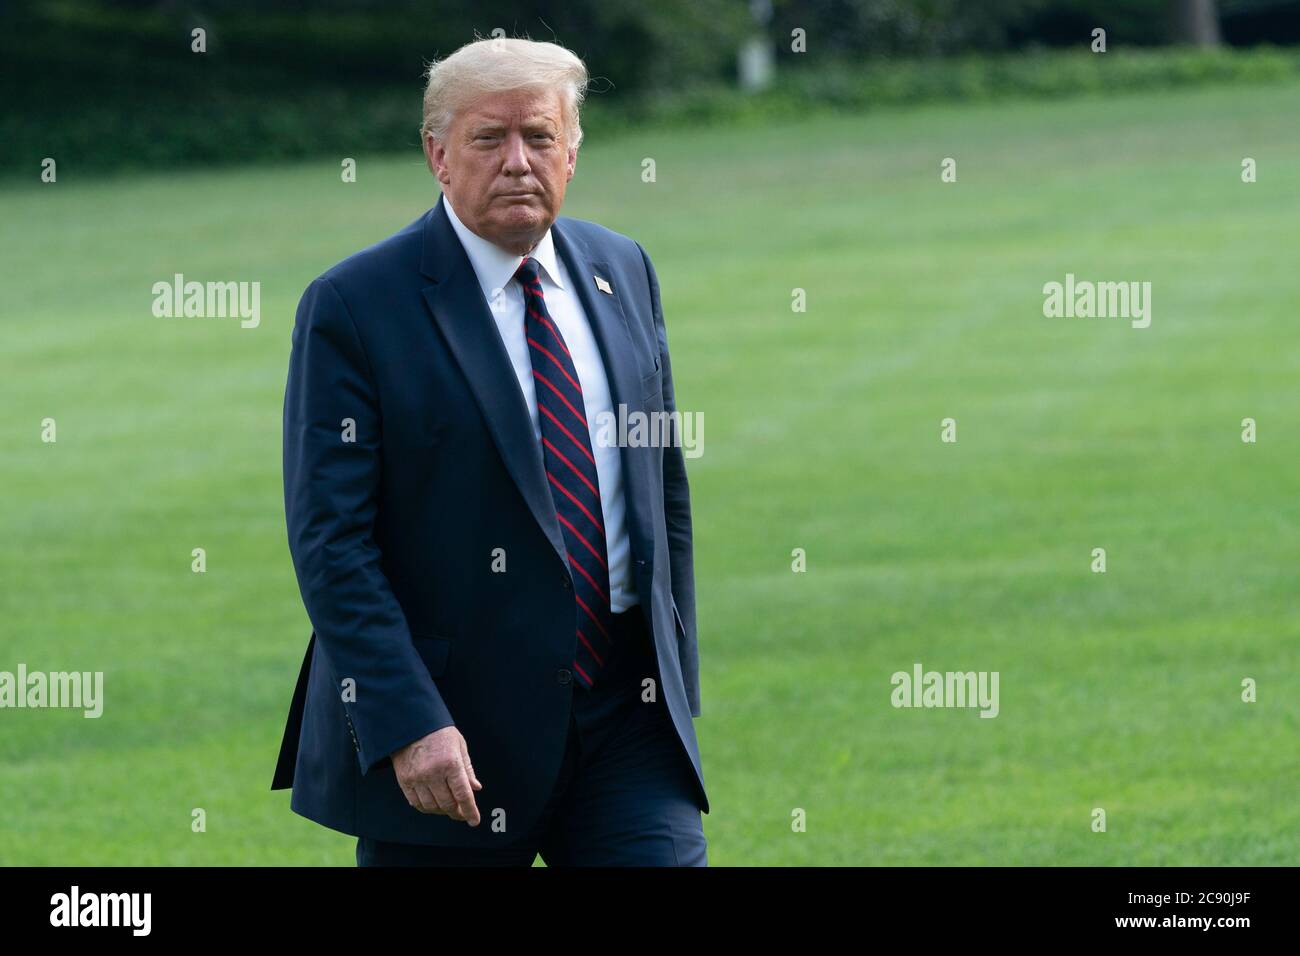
xmin=594 ymin=275 xmax=613 ymax=295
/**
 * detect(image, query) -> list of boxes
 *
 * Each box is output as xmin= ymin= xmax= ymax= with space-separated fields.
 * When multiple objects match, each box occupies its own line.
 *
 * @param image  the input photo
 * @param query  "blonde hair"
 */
xmin=420 ymin=37 xmax=589 ymax=149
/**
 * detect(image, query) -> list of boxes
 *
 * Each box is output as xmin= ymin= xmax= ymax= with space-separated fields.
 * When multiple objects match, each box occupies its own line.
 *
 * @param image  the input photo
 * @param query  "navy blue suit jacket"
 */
xmin=271 ymin=195 xmax=707 ymax=845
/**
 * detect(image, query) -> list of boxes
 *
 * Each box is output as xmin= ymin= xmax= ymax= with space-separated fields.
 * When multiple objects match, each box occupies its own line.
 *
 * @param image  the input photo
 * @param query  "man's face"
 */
xmin=425 ymin=87 xmax=577 ymax=255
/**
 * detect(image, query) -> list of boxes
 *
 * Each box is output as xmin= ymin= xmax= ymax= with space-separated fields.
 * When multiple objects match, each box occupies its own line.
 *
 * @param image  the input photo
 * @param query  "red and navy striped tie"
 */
xmin=515 ymin=256 xmax=614 ymax=689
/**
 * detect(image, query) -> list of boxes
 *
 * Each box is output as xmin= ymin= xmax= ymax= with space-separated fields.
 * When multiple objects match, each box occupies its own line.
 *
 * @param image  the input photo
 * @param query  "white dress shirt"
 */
xmin=442 ymin=195 xmax=638 ymax=612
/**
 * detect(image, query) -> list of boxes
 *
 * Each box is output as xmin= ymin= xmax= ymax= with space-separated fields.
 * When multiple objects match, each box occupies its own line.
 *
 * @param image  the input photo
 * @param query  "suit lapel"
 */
xmin=551 ymin=218 xmax=655 ymax=565
xmin=420 ymin=197 xmax=568 ymax=568
xmin=550 ymin=220 xmax=643 ymax=434
xmin=418 ymin=197 xmax=655 ymax=574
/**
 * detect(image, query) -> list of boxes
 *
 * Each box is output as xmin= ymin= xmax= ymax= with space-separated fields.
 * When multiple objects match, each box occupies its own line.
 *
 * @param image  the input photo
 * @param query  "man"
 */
xmin=271 ymin=37 xmax=708 ymax=866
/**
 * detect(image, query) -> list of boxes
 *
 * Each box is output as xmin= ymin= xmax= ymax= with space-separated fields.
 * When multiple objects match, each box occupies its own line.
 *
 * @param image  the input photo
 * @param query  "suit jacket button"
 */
xmin=561 ymin=575 xmax=572 ymax=590
xmin=557 ymin=669 xmax=572 ymax=685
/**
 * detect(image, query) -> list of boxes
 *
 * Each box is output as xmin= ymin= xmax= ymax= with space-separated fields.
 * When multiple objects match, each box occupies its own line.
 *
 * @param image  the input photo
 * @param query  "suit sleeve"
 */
xmin=283 ymin=275 xmax=455 ymax=773
xmin=636 ymin=243 xmax=701 ymax=718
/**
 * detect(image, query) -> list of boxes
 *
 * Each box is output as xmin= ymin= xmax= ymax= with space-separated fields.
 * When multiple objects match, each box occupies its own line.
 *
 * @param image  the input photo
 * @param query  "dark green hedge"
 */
xmin=3 ymin=0 xmax=1297 ymax=180
xmin=579 ymin=46 xmax=1300 ymax=146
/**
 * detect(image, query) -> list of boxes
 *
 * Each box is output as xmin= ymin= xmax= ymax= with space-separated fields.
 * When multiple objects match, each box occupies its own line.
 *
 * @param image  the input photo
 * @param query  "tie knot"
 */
xmin=514 ymin=256 xmax=541 ymax=287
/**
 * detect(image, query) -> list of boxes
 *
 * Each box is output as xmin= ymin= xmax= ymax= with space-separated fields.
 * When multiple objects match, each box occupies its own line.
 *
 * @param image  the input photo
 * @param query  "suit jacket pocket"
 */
xmin=410 ymin=634 xmax=452 ymax=678
xmin=641 ymin=364 xmax=663 ymax=402
xmin=672 ymin=602 xmax=687 ymax=639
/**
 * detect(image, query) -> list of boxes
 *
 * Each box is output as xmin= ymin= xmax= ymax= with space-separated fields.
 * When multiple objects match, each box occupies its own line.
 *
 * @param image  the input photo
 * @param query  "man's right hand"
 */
xmin=390 ymin=726 xmax=483 ymax=825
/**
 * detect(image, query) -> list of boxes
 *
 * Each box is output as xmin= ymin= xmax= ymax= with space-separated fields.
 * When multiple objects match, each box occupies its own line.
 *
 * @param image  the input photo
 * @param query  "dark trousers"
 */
xmin=356 ymin=607 xmax=708 ymax=866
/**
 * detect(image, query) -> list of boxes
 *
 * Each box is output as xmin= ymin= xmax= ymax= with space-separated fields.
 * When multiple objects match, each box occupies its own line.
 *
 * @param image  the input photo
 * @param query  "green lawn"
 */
xmin=2 ymin=78 xmax=1297 ymax=865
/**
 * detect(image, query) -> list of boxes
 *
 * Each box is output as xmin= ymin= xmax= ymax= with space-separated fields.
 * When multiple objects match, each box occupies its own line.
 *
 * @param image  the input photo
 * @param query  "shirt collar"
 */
xmin=442 ymin=193 xmax=566 ymax=300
